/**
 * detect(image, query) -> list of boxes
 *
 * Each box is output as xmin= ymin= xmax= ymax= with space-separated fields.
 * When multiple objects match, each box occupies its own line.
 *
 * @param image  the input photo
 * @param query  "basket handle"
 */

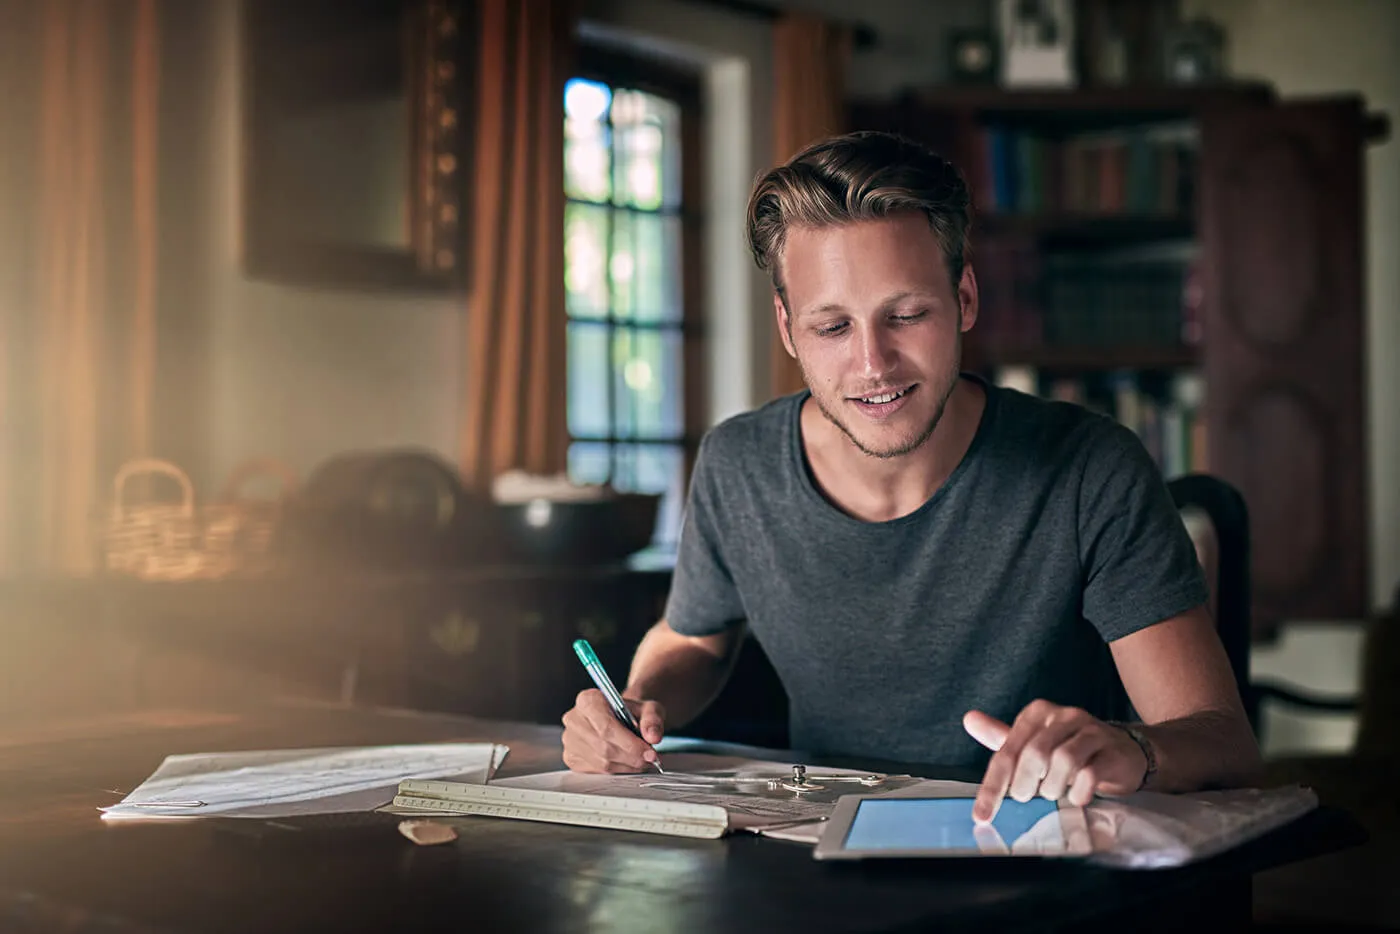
xmin=217 ymin=457 xmax=300 ymax=503
xmin=112 ymin=458 xmax=195 ymax=520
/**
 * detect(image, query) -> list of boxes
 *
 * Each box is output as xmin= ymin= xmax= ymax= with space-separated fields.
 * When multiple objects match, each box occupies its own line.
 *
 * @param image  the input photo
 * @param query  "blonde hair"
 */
xmin=746 ymin=131 xmax=972 ymax=303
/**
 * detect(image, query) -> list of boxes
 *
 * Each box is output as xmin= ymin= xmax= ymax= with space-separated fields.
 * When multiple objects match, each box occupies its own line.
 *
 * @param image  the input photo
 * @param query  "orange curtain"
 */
xmin=458 ymin=0 xmax=577 ymax=490
xmin=0 ymin=0 xmax=159 ymax=575
xmin=770 ymin=13 xmax=852 ymax=400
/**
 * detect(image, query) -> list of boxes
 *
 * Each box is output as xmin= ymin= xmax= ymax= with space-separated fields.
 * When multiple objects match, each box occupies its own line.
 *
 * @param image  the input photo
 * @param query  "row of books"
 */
xmin=967 ymin=124 xmax=1199 ymax=217
xmin=973 ymin=241 xmax=1196 ymax=349
xmin=994 ymin=368 xmax=1207 ymax=480
xmin=1042 ymin=258 xmax=1187 ymax=346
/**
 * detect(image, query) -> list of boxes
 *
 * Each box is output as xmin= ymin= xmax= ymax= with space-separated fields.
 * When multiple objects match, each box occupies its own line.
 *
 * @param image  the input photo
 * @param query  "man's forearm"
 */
xmin=623 ymin=621 xmax=740 ymax=730
xmin=1136 ymin=708 xmax=1264 ymax=794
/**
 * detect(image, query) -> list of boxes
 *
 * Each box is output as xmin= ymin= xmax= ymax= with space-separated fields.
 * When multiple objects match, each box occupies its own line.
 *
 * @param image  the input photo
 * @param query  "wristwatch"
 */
xmin=1110 ymin=721 xmax=1157 ymax=791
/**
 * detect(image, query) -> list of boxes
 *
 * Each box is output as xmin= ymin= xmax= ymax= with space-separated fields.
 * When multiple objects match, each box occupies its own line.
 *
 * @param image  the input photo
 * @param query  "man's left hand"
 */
xmin=963 ymin=700 xmax=1148 ymax=823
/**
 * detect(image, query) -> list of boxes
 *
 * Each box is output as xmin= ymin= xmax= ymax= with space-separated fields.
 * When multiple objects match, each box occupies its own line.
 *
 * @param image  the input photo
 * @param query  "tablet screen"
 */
xmin=842 ymin=797 xmax=1061 ymax=852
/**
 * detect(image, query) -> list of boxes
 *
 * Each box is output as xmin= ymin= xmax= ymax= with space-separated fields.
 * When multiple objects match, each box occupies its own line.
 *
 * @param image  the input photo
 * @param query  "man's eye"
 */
xmin=814 ymin=322 xmax=847 ymax=336
xmin=892 ymin=310 xmax=929 ymax=324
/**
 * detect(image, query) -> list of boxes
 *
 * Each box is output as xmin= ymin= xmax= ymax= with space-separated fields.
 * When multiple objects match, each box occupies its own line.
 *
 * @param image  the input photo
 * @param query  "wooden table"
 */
xmin=0 ymin=702 xmax=1362 ymax=933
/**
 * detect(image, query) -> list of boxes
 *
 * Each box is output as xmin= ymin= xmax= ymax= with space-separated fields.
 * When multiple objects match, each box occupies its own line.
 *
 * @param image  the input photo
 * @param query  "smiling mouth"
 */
xmin=853 ymin=385 xmax=915 ymax=405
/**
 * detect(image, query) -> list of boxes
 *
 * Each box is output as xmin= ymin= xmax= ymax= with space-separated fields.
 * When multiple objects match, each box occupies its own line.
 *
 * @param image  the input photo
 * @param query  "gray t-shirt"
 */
xmin=664 ymin=376 xmax=1209 ymax=768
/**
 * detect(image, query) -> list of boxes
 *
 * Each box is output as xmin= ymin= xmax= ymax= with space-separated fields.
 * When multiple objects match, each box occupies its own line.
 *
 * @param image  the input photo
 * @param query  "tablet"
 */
xmin=812 ymin=794 xmax=1093 ymax=860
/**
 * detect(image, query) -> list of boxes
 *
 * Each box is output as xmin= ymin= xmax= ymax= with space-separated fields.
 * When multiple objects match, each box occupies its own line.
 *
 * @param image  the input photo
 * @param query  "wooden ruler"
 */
xmin=392 ymin=780 xmax=729 ymax=839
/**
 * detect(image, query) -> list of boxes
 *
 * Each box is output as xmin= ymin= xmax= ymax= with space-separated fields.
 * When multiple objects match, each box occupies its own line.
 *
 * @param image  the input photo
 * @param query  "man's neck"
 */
xmin=801 ymin=377 xmax=987 ymax=523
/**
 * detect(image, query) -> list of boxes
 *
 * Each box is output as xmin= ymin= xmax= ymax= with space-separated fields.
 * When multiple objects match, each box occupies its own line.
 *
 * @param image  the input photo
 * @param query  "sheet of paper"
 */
xmin=101 ymin=742 xmax=508 ymax=821
xmin=1084 ymin=784 xmax=1319 ymax=869
xmin=491 ymin=754 xmax=928 ymax=831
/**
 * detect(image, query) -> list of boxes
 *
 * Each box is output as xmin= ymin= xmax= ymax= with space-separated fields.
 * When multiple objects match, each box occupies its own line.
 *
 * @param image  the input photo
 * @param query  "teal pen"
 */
xmin=572 ymin=639 xmax=664 ymax=773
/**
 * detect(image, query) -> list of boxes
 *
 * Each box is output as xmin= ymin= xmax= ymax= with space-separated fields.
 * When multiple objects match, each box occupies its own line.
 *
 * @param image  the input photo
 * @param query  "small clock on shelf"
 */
xmin=1163 ymin=17 xmax=1227 ymax=84
xmin=948 ymin=29 xmax=998 ymax=85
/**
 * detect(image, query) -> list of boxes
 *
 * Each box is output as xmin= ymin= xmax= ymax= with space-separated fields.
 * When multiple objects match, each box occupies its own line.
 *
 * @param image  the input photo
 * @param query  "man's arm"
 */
xmin=624 ymin=619 xmax=745 ymax=730
xmin=1108 ymin=603 xmax=1263 ymax=792
xmin=965 ymin=603 xmax=1262 ymax=820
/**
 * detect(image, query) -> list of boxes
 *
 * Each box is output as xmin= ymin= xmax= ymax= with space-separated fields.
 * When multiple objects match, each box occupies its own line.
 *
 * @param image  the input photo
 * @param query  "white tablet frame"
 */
xmin=812 ymin=792 xmax=1093 ymax=861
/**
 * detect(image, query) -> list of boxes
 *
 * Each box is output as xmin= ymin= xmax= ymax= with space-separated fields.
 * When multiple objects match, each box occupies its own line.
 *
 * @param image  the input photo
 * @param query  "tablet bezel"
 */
xmin=812 ymin=792 xmax=1093 ymax=861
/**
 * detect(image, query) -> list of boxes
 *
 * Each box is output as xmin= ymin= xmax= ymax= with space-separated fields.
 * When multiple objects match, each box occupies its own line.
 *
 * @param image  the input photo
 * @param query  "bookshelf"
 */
xmin=850 ymin=83 xmax=1384 ymax=634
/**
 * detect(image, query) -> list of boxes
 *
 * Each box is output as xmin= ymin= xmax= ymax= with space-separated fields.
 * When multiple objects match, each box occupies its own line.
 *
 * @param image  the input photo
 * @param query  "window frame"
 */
xmin=565 ymin=45 xmax=706 ymax=547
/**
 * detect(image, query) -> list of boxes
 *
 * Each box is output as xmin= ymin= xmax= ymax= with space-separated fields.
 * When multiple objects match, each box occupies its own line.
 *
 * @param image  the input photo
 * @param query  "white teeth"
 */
xmin=861 ymin=389 xmax=904 ymax=404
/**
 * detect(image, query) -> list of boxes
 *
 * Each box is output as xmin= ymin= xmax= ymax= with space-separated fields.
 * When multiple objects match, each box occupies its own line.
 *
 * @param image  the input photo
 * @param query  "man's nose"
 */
xmin=856 ymin=325 xmax=898 ymax=376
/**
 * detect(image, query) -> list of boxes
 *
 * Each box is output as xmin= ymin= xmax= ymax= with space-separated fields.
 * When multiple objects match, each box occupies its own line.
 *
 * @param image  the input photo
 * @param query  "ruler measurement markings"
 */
xmin=391 ymin=794 xmax=725 ymax=839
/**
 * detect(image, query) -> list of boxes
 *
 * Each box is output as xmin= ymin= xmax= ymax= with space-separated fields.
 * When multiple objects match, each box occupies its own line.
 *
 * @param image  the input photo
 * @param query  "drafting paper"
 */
xmin=101 ymin=742 xmax=508 ymax=820
xmin=492 ymin=754 xmax=934 ymax=831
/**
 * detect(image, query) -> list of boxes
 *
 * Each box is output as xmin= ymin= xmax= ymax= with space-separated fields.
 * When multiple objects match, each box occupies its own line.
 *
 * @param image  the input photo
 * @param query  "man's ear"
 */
xmin=774 ymin=293 xmax=797 ymax=358
xmin=957 ymin=264 xmax=979 ymax=333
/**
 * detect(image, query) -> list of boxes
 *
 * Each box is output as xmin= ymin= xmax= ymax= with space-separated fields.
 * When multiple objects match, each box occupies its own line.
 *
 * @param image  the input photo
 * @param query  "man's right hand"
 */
xmin=561 ymin=689 xmax=666 ymax=773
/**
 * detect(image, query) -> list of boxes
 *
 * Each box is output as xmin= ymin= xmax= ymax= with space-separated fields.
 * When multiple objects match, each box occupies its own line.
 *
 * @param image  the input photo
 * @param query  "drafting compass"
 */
xmin=767 ymin=765 xmax=886 ymax=795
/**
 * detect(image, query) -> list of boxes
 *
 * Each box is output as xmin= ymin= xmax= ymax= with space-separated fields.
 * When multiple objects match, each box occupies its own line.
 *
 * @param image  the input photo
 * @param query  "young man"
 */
xmin=561 ymin=131 xmax=1261 ymax=821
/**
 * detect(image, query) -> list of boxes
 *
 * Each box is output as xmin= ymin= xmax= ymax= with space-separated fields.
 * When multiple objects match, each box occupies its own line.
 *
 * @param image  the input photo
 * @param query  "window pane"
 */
xmin=567 ymin=441 xmax=612 ymax=486
xmin=612 ymin=327 xmax=683 ymax=439
xmin=565 ymin=203 xmax=609 ymax=320
xmin=565 ymin=79 xmax=611 ymax=203
xmin=632 ymin=213 xmax=682 ymax=324
xmin=610 ymin=210 xmax=681 ymax=324
xmin=611 ymin=89 xmax=680 ymax=211
xmin=610 ymin=444 xmax=685 ymax=547
xmin=609 ymin=210 xmax=636 ymax=321
xmin=567 ymin=322 xmax=611 ymax=437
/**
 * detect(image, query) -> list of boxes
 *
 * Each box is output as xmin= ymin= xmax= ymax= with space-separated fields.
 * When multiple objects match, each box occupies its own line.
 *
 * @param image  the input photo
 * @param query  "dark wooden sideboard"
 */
xmin=0 ymin=567 xmax=791 ymax=747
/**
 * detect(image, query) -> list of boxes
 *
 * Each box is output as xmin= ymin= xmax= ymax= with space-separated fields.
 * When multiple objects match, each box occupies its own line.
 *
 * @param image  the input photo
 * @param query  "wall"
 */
xmin=776 ymin=0 xmax=988 ymax=97
xmin=164 ymin=0 xmax=465 ymax=489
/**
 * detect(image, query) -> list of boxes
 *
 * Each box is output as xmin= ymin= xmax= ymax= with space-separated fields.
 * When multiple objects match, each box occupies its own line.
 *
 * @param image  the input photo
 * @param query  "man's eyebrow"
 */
xmin=800 ymin=291 xmax=943 ymax=317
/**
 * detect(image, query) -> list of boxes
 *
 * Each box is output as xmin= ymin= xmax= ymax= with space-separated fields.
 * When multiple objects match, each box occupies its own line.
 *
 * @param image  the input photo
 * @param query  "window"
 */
xmin=563 ymin=55 xmax=702 ymax=551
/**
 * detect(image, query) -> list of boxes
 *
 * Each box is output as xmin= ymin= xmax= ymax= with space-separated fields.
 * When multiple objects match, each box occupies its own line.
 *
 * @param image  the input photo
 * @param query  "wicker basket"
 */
xmin=202 ymin=458 xmax=300 ymax=576
xmin=103 ymin=458 xmax=218 ymax=581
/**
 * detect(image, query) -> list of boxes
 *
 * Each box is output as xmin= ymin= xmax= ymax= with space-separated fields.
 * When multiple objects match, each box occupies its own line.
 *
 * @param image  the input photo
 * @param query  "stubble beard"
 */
xmin=798 ymin=337 xmax=963 ymax=461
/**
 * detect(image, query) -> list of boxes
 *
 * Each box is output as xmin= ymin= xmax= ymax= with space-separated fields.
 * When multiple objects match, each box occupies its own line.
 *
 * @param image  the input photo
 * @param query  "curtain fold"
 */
xmin=769 ymin=12 xmax=852 ymax=400
xmin=0 ymin=0 xmax=159 ymax=575
xmin=458 ymin=0 xmax=577 ymax=491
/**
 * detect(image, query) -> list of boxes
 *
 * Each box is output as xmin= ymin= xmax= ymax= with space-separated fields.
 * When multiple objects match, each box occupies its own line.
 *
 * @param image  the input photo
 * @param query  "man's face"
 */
xmin=775 ymin=211 xmax=977 ymax=459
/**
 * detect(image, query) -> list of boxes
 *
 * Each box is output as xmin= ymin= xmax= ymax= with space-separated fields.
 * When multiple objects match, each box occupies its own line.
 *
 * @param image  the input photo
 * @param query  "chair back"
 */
xmin=1167 ymin=473 xmax=1257 ymax=731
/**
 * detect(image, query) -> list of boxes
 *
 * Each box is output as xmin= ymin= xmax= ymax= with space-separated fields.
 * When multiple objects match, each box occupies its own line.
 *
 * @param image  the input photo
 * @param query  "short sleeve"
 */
xmin=663 ymin=433 xmax=748 ymax=636
xmin=1078 ymin=423 xmax=1210 ymax=642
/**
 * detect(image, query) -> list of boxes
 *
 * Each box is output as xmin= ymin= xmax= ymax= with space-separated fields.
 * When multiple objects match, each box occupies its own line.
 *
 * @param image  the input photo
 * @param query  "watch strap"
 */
xmin=1109 ymin=721 xmax=1158 ymax=791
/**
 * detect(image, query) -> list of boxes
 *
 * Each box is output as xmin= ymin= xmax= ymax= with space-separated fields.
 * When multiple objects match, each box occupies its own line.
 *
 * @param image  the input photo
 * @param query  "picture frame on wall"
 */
xmin=242 ymin=0 xmax=472 ymax=293
xmin=997 ymin=0 xmax=1076 ymax=88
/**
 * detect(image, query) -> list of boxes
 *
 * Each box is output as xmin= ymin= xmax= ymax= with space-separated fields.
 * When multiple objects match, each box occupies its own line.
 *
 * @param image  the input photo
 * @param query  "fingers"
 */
xmin=560 ymin=689 xmax=657 ymax=773
xmin=972 ymin=700 xmax=1056 ymax=821
xmin=962 ymin=710 xmax=1010 ymax=751
xmin=1066 ymin=759 xmax=1100 ymax=807
xmin=1039 ymin=728 xmax=1108 ymax=802
xmin=1007 ymin=709 xmax=1084 ymax=803
xmin=631 ymin=699 xmax=667 ymax=746
xmin=972 ymin=701 xmax=1092 ymax=822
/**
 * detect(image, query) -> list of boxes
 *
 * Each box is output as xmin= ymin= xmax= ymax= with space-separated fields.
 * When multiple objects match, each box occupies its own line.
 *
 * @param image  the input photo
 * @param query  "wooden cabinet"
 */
xmin=1199 ymin=98 xmax=1370 ymax=627
xmin=849 ymin=85 xmax=1386 ymax=634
